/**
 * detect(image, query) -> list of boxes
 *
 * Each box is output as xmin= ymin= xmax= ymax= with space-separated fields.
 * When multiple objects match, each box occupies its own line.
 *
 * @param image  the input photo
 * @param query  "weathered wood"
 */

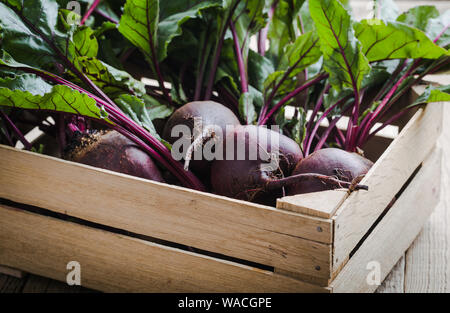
xmin=376 ymin=256 xmax=405 ymax=293
xmin=0 ymin=265 xmax=25 ymax=279
xmin=332 ymin=101 xmax=444 ymax=271
xmin=330 ymin=147 xmax=442 ymax=293
xmin=0 ymin=274 xmax=27 ymax=293
xmin=379 ymin=74 xmax=450 ymax=293
xmin=402 ymin=93 xmax=450 ymax=293
xmin=21 ymin=274 xmax=91 ymax=293
xmin=0 ymin=144 xmax=332 ymax=279
xmin=0 ymin=204 xmax=328 ymax=293
xmin=404 ymin=208 xmax=450 ymax=293
xmin=277 ymin=190 xmax=348 ymax=219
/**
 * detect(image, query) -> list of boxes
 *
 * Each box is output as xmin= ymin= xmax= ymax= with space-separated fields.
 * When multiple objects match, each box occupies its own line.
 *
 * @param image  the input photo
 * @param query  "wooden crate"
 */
xmin=0 ymin=87 xmax=445 ymax=292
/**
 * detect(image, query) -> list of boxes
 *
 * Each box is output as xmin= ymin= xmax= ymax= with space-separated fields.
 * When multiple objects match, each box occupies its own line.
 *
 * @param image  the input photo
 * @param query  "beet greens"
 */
xmin=1 ymin=0 xmax=449 ymax=200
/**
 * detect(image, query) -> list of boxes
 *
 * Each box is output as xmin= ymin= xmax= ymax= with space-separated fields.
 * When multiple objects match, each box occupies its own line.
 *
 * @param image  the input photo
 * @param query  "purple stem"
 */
xmin=258 ymin=39 xmax=319 ymax=125
xmin=258 ymin=0 xmax=278 ymax=56
xmin=204 ymin=1 xmax=240 ymax=100
xmin=373 ymin=60 xmax=408 ymax=103
xmin=365 ymin=108 xmax=412 ymax=142
xmin=67 ymin=123 xmax=81 ymax=135
xmin=259 ymin=73 xmax=328 ymax=126
xmin=204 ymin=32 xmax=226 ymax=100
xmin=146 ymin=19 xmax=171 ymax=104
xmin=356 ymin=61 xmax=407 ymax=137
xmin=303 ymin=84 xmax=331 ymax=151
xmin=230 ymin=21 xmax=248 ymax=94
xmin=0 ymin=110 xmax=32 ymax=150
xmin=336 ymin=127 xmax=345 ymax=144
xmin=434 ymin=22 xmax=450 ymax=43
xmin=110 ymin=123 xmax=197 ymax=189
xmin=314 ymin=103 xmax=352 ymax=152
xmin=194 ymin=31 xmax=210 ymax=101
xmin=94 ymin=8 xmax=119 ymax=24
xmin=12 ymin=67 xmax=205 ymax=191
xmin=334 ymin=133 xmax=343 ymax=147
xmin=304 ymin=95 xmax=346 ymax=156
xmin=357 ymin=60 xmax=418 ymax=147
xmin=81 ymin=0 xmax=101 ymax=25
xmin=356 ymin=23 xmax=449 ymax=149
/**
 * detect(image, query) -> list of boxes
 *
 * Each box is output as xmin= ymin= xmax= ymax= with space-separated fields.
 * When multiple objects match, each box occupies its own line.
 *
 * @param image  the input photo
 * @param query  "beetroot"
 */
xmin=66 ymin=130 xmax=164 ymax=182
xmin=163 ymin=101 xmax=241 ymax=175
xmin=286 ymin=148 xmax=373 ymax=195
xmin=210 ymin=125 xmax=303 ymax=205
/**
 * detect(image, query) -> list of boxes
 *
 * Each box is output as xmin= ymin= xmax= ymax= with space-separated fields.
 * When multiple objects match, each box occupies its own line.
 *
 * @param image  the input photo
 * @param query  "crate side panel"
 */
xmin=333 ymin=102 xmax=444 ymax=270
xmin=0 ymin=145 xmax=332 ymax=279
xmin=330 ymin=147 xmax=442 ymax=293
xmin=0 ymin=204 xmax=328 ymax=293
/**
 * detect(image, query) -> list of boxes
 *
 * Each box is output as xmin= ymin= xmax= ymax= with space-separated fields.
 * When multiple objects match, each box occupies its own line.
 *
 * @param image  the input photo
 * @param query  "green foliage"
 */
xmin=309 ymin=0 xmax=370 ymax=91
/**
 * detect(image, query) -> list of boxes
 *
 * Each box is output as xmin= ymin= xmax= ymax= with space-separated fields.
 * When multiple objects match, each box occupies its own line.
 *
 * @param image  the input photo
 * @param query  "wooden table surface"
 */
xmin=0 ymin=0 xmax=449 ymax=293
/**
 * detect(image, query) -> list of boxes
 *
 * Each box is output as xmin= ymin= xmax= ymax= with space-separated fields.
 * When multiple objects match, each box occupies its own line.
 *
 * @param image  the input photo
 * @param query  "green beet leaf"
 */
xmin=355 ymin=19 xmax=447 ymax=62
xmin=309 ymin=0 xmax=370 ymax=92
xmin=0 ymin=83 xmax=110 ymax=122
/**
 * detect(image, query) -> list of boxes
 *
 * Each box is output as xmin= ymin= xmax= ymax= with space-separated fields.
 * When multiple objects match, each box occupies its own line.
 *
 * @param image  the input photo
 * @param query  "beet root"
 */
xmin=66 ymin=130 xmax=164 ymax=182
xmin=286 ymin=148 xmax=373 ymax=195
xmin=210 ymin=125 xmax=303 ymax=205
xmin=163 ymin=101 xmax=241 ymax=176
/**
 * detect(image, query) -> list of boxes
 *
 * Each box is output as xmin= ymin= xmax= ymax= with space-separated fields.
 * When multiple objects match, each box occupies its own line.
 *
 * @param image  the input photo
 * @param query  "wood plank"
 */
xmin=376 ymin=256 xmax=405 ymax=293
xmin=277 ymin=190 xmax=348 ymax=219
xmin=21 ymin=274 xmax=92 ymax=293
xmin=0 ymin=145 xmax=332 ymax=279
xmin=21 ymin=275 xmax=52 ymax=293
xmin=374 ymin=75 xmax=450 ymax=292
xmin=0 ymin=274 xmax=27 ymax=293
xmin=403 ymin=96 xmax=450 ymax=293
xmin=404 ymin=210 xmax=450 ymax=293
xmin=332 ymin=101 xmax=444 ymax=271
xmin=0 ymin=265 xmax=25 ymax=279
xmin=330 ymin=147 xmax=442 ymax=293
xmin=0 ymin=204 xmax=328 ymax=293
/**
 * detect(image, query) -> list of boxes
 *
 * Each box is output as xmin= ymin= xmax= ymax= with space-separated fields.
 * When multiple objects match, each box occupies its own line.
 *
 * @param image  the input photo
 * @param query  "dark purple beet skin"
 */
xmin=66 ymin=130 xmax=164 ymax=182
xmin=210 ymin=125 xmax=303 ymax=205
xmin=286 ymin=148 xmax=373 ymax=195
xmin=163 ymin=101 xmax=241 ymax=175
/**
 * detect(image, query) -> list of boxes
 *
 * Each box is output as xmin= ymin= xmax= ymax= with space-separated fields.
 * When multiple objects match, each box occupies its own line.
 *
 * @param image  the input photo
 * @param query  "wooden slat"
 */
xmin=376 ymin=256 xmax=405 ymax=293
xmin=403 ymin=207 xmax=450 ymax=293
xmin=402 ymin=98 xmax=450 ymax=293
xmin=0 ymin=274 xmax=27 ymax=293
xmin=332 ymin=101 xmax=444 ymax=271
xmin=330 ymin=147 xmax=442 ymax=293
xmin=380 ymin=74 xmax=450 ymax=292
xmin=21 ymin=275 xmax=91 ymax=293
xmin=0 ymin=265 xmax=25 ymax=279
xmin=277 ymin=190 xmax=348 ymax=219
xmin=0 ymin=145 xmax=332 ymax=279
xmin=0 ymin=204 xmax=328 ymax=293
